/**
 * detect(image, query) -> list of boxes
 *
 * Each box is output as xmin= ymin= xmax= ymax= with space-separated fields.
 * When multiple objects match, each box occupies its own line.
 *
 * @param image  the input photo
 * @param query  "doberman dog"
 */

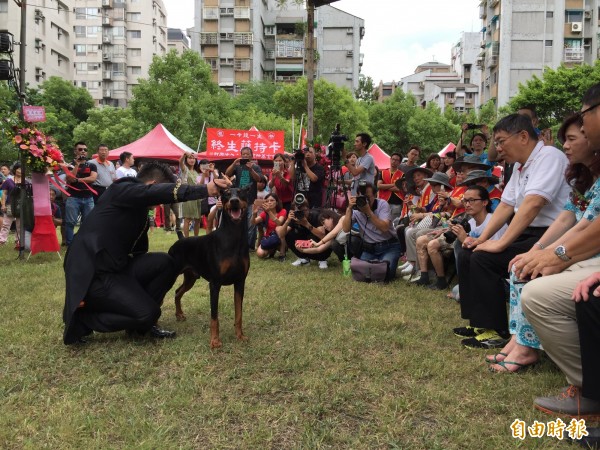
xmin=168 ymin=188 xmax=250 ymax=348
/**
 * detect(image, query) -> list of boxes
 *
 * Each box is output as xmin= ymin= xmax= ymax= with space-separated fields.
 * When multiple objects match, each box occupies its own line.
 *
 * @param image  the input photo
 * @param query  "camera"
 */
xmin=294 ymin=193 xmax=306 ymax=206
xmin=294 ymin=209 xmax=305 ymax=221
xmin=443 ymin=217 xmax=472 ymax=244
xmin=466 ymin=123 xmax=484 ymax=130
xmin=327 ymin=124 xmax=348 ymax=170
xmin=76 ymin=155 xmax=87 ymax=161
xmin=292 ymin=149 xmax=305 ymax=162
xmin=239 ymin=158 xmax=250 ymax=166
xmin=353 ymin=180 xmax=368 ymax=209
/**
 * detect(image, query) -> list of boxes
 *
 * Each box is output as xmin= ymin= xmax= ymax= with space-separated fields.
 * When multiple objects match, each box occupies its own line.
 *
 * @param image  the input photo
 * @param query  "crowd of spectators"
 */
xmin=4 ymin=85 xmax=600 ymax=426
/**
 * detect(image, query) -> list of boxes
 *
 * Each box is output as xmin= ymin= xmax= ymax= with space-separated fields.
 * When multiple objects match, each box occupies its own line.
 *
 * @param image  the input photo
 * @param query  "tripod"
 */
xmin=324 ymin=164 xmax=349 ymax=212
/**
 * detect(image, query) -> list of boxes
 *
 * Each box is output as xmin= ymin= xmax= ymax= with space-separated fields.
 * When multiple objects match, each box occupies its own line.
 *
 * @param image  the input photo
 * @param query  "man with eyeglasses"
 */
xmin=64 ymin=141 xmax=98 ymax=246
xmin=454 ymin=114 xmax=570 ymax=349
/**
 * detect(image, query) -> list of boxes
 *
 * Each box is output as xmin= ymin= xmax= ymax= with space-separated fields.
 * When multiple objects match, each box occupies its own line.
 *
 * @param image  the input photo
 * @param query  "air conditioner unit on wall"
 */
xmin=572 ymin=22 xmax=583 ymax=32
xmin=584 ymin=10 xmax=592 ymax=20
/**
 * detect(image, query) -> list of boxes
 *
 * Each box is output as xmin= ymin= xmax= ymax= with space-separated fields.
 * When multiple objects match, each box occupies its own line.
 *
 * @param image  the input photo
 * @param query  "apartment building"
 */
xmin=479 ymin=0 xmax=600 ymax=107
xmin=74 ymin=0 xmax=168 ymax=107
xmin=167 ymin=28 xmax=190 ymax=54
xmin=189 ymin=0 xmax=364 ymax=94
xmin=0 ymin=0 xmax=73 ymax=88
xmin=398 ymin=62 xmax=461 ymax=107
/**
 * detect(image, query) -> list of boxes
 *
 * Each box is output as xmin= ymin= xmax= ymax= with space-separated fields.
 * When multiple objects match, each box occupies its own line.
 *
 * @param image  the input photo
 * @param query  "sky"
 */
xmin=165 ymin=0 xmax=481 ymax=83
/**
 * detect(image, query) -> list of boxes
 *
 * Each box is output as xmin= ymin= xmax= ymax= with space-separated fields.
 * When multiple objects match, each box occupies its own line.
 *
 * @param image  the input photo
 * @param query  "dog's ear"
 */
xmin=238 ymin=186 xmax=250 ymax=201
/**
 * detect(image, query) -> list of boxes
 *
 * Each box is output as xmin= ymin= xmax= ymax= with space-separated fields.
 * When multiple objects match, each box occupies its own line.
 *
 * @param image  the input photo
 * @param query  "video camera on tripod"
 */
xmin=327 ymin=124 xmax=348 ymax=170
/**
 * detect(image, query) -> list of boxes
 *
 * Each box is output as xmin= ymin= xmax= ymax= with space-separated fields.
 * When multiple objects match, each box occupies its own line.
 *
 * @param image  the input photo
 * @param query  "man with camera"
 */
xmin=64 ymin=142 xmax=98 ymax=247
xmin=342 ymin=181 xmax=401 ymax=281
xmin=290 ymin=146 xmax=326 ymax=208
xmin=278 ymin=193 xmax=328 ymax=267
xmin=225 ymin=146 xmax=263 ymax=249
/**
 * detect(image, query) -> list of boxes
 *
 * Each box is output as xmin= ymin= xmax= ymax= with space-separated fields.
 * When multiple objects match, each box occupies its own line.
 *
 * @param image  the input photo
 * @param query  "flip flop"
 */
xmin=488 ymin=360 xmax=537 ymax=374
xmin=485 ymin=352 xmax=508 ymax=364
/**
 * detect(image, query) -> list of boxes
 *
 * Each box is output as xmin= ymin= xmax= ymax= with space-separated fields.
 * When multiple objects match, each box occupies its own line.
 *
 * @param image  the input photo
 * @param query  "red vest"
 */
xmin=378 ymin=168 xmax=404 ymax=202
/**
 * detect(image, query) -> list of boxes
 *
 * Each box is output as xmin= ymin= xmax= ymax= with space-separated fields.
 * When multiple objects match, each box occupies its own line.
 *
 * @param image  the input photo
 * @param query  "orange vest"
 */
xmin=378 ymin=168 xmax=404 ymax=201
xmin=449 ymin=186 xmax=467 ymax=218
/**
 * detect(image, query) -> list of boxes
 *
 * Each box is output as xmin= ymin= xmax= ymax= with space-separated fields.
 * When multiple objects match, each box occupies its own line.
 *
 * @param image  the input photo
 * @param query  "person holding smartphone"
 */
xmin=197 ymin=159 xmax=219 ymax=230
xmin=252 ymin=193 xmax=287 ymax=259
xmin=225 ymin=147 xmax=263 ymax=249
xmin=269 ymin=153 xmax=293 ymax=212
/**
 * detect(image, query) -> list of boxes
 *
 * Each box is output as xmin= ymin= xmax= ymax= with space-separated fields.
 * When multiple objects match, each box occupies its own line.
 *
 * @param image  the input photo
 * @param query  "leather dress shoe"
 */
xmin=149 ymin=325 xmax=176 ymax=339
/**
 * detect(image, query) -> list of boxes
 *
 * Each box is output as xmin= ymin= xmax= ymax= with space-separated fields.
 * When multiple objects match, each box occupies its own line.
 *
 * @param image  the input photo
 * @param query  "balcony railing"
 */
xmin=203 ymin=7 xmax=218 ymax=20
xmin=200 ymin=33 xmax=218 ymax=45
xmin=564 ymin=47 xmax=584 ymax=62
xmin=276 ymin=75 xmax=301 ymax=83
xmin=234 ymin=32 xmax=252 ymax=45
xmin=234 ymin=7 xmax=250 ymax=19
xmin=276 ymin=39 xmax=304 ymax=58
xmin=234 ymin=58 xmax=251 ymax=71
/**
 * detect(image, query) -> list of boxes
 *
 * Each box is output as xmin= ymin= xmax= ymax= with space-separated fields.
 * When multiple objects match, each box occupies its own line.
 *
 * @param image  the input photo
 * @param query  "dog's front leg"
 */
xmin=234 ymin=280 xmax=247 ymax=342
xmin=209 ymin=281 xmax=222 ymax=348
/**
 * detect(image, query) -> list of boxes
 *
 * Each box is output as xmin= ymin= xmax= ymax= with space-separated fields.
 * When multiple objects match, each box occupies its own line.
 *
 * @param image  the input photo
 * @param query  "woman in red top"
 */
xmin=268 ymin=153 xmax=293 ymax=212
xmin=252 ymin=193 xmax=288 ymax=259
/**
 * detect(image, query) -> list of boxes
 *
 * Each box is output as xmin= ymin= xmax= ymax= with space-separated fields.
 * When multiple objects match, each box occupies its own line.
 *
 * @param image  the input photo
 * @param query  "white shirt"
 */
xmin=116 ymin=166 xmax=137 ymax=179
xmin=469 ymin=213 xmax=507 ymax=241
xmin=500 ymin=141 xmax=570 ymax=227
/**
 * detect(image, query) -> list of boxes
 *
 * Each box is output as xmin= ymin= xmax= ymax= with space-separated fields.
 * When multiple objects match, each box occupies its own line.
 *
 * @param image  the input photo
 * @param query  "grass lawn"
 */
xmin=0 ymin=229 xmax=583 ymax=449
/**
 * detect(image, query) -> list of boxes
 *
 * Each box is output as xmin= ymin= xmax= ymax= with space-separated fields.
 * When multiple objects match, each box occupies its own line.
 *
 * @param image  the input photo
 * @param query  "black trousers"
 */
xmin=285 ymin=227 xmax=332 ymax=261
xmin=576 ymin=287 xmax=600 ymax=401
xmin=74 ymin=253 xmax=180 ymax=334
xmin=457 ymin=228 xmax=546 ymax=330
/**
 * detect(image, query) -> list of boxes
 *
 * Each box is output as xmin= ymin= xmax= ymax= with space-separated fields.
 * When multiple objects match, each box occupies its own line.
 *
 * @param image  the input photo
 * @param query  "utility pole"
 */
xmin=306 ymin=0 xmax=315 ymax=141
xmin=306 ymin=1 xmax=339 ymax=142
xmin=18 ymin=0 xmax=27 ymax=259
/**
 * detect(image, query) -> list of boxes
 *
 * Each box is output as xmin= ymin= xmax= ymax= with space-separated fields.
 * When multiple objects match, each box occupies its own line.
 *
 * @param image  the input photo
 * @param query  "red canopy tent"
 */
xmin=368 ymin=144 xmax=390 ymax=170
xmin=106 ymin=124 xmax=196 ymax=162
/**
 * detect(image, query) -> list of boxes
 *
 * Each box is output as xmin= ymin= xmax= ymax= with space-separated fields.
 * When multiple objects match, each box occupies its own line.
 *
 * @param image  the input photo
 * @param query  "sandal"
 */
xmin=485 ymin=352 xmax=508 ymax=364
xmin=488 ymin=360 xmax=537 ymax=374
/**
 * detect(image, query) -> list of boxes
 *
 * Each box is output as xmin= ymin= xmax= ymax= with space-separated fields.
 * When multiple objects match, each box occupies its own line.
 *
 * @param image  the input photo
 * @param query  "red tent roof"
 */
xmin=368 ymin=143 xmax=390 ymax=170
xmin=107 ymin=124 xmax=196 ymax=162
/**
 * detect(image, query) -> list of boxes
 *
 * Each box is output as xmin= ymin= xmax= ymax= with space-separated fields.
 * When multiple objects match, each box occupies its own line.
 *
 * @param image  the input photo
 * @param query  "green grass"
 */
xmin=0 ymin=230 xmax=583 ymax=449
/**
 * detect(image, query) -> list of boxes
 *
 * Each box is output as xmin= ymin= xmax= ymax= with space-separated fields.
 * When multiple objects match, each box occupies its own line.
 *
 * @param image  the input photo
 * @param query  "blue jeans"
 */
xmin=65 ymin=196 xmax=94 ymax=245
xmin=360 ymin=240 xmax=402 ymax=281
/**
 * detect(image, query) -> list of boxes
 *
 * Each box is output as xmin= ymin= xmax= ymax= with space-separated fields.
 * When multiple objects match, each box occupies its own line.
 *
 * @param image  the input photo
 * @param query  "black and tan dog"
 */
xmin=168 ymin=188 xmax=250 ymax=348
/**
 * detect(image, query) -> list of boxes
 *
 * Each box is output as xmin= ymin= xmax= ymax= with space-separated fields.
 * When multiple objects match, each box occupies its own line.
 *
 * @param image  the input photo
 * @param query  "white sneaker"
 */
xmin=318 ymin=260 xmax=328 ymax=270
xmin=400 ymin=263 xmax=414 ymax=276
xmin=398 ymin=261 xmax=410 ymax=270
xmin=403 ymin=272 xmax=419 ymax=282
xmin=291 ymin=258 xmax=309 ymax=267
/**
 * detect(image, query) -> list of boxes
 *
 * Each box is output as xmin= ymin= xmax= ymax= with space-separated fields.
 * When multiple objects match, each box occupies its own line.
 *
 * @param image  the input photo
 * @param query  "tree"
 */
xmin=26 ymin=77 xmax=95 ymax=151
xmin=0 ymin=82 xmax=21 ymax=163
xmin=73 ymin=107 xmax=146 ymax=151
xmin=273 ymin=77 xmax=369 ymax=145
xmin=232 ymin=82 xmax=282 ymax=115
xmin=355 ymin=75 xmax=378 ymax=103
xmin=129 ymin=50 xmax=232 ymax=148
xmin=508 ymin=60 xmax=600 ymax=128
xmin=368 ymin=89 xmax=417 ymax=153
xmin=407 ymin=103 xmax=460 ymax=156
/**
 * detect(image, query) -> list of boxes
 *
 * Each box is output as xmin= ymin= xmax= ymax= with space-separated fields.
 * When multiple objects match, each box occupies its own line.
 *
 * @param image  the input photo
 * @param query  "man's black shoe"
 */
xmin=149 ymin=325 xmax=176 ymax=339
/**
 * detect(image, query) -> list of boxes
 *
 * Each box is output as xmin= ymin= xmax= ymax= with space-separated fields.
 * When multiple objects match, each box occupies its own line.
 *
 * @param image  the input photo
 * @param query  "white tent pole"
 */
xmin=291 ymin=114 xmax=295 ymax=151
xmin=298 ymin=113 xmax=305 ymax=149
xmin=196 ymin=121 xmax=207 ymax=152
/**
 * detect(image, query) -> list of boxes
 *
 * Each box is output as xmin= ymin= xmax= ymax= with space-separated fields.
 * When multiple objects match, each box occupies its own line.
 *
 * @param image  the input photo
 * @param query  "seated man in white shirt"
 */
xmin=454 ymin=114 xmax=571 ymax=349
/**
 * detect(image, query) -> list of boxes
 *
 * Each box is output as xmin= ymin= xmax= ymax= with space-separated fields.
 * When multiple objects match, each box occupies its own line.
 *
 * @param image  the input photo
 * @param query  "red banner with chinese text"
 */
xmin=205 ymin=128 xmax=285 ymax=161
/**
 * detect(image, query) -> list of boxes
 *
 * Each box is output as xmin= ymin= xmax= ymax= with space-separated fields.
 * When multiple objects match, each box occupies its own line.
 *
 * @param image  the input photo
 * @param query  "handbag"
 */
xmin=350 ymin=256 xmax=389 ymax=283
xmin=413 ymin=213 xmax=441 ymax=231
xmin=10 ymin=185 xmax=35 ymax=231
xmin=260 ymin=232 xmax=281 ymax=250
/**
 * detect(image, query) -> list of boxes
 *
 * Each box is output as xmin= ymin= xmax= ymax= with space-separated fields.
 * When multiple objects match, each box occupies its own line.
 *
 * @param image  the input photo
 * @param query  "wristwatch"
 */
xmin=554 ymin=245 xmax=571 ymax=262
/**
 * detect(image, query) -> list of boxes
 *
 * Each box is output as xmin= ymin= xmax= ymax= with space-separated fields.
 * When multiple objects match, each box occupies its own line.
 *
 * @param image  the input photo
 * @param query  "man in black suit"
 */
xmin=63 ymin=162 xmax=229 ymax=345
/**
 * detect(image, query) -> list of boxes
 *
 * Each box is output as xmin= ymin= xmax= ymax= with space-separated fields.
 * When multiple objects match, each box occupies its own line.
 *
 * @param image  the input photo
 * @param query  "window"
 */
xmin=545 ymin=40 xmax=553 ymax=46
xmin=130 ymin=66 xmax=141 ymax=75
xmin=87 ymin=26 xmax=101 ymax=37
xmin=75 ymin=26 xmax=86 ymax=37
xmin=128 ymin=48 xmax=142 ymax=57
xmin=75 ymin=8 xmax=87 ymax=19
xmin=75 ymin=44 xmax=87 ymax=56
xmin=546 ymin=11 xmax=553 ymax=18
xmin=565 ymin=10 xmax=583 ymax=23
xmin=128 ymin=30 xmax=142 ymax=39
xmin=113 ymin=81 xmax=126 ymax=91
xmin=112 ymin=63 xmax=125 ymax=76
xmin=128 ymin=12 xmax=141 ymax=22
xmin=113 ymin=26 xmax=125 ymax=37
xmin=88 ymin=63 xmax=100 ymax=72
